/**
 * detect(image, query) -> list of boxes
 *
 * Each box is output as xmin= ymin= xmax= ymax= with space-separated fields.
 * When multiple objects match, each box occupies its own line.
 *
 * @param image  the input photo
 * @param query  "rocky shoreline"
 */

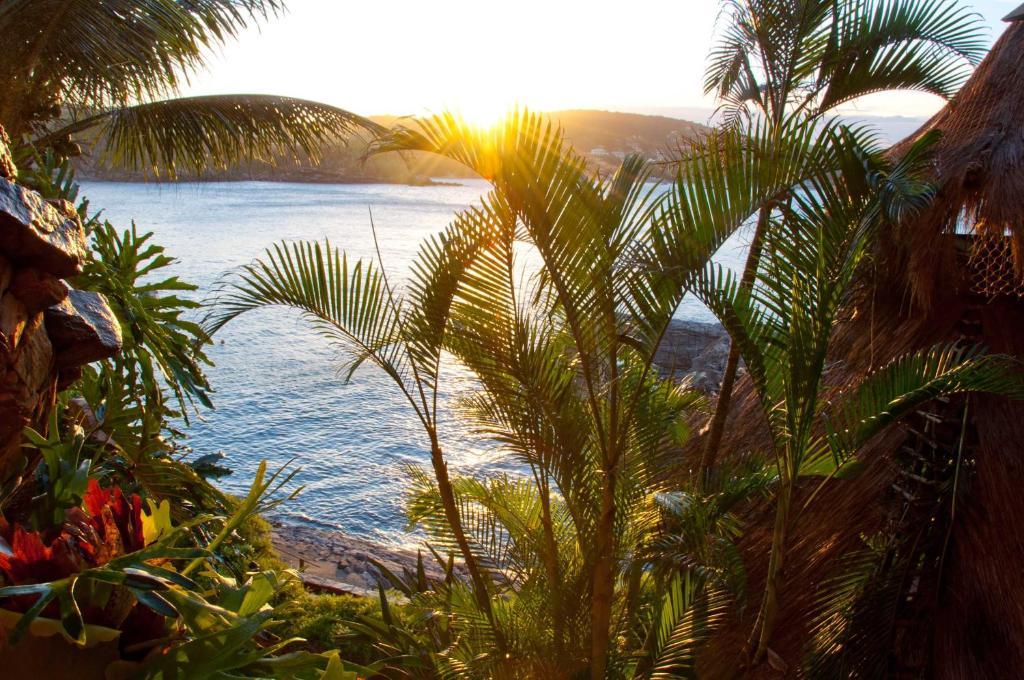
xmin=273 ymin=318 xmax=730 ymax=595
xmin=270 ymin=521 xmax=453 ymax=597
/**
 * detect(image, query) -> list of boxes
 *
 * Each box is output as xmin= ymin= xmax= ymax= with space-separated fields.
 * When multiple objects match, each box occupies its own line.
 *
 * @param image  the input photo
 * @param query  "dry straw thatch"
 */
xmin=889 ymin=15 xmax=1024 ymax=307
xmin=697 ymin=14 xmax=1024 ymax=678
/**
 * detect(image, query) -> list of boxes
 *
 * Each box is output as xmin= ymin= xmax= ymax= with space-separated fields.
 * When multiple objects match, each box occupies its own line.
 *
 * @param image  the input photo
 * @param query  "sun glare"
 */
xmin=452 ymin=100 xmax=517 ymax=130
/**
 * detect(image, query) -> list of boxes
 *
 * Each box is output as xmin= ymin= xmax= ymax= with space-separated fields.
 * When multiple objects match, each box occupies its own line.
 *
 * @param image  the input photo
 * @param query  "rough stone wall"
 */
xmin=0 ymin=126 xmax=121 ymax=486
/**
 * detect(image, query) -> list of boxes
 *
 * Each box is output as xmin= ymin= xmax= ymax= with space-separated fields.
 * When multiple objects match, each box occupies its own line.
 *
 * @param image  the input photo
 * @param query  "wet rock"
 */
xmin=44 ymin=289 xmax=122 ymax=368
xmin=654 ymin=319 xmax=730 ymax=391
xmin=0 ymin=178 xmax=87 ymax=278
xmin=10 ymin=268 xmax=69 ymax=313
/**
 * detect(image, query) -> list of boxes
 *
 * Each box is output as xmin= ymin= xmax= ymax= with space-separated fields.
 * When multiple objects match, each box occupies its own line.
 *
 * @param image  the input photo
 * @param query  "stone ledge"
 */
xmin=44 ymin=290 xmax=122 ymax=368
xmin=0 ymin=178 xmax=87 ymax=278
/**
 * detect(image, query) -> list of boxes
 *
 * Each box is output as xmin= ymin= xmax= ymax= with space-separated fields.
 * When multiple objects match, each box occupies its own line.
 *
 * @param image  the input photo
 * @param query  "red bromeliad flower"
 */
xmin=0 ymin=523 xmax=89 ymax=584
xmin=82 ymin=479 xmax=146 ymax=559
xmin=0 ymin=480 xmax=147 ymax=588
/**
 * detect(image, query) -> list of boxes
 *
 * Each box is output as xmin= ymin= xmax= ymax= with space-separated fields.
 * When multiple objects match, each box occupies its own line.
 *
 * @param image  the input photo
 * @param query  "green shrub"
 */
xmin=277 ymin=592 xmax=383 ymax=661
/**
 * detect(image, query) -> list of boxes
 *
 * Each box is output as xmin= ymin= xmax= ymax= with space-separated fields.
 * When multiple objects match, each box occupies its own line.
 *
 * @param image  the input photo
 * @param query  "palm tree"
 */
xmin=688 ymin=118 xmax=1024 ymax=662
xmin=697 ymin=0 xmax=989 ymax=479
xmin=209 ymin=110 xmax=815 ymax=676
xmin=0 ymin=0 xmax=377 ymax=177
xmin=206 ymin=107 xmax=983 ymax=677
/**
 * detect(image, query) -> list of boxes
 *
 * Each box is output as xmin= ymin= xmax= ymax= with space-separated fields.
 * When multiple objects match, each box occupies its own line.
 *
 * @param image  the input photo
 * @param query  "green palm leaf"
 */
xmin=0 ymin=0 xmax=284 ymax=134
xmin=206 ymin=239 xmax=416 ymax=405
xmin=641 ymin=572 xmax=730 ymax=679
xmin=38 ymin=95 xmax=378 ymax=178
xmin=820 ymin=343 xmax=1024 ymax=466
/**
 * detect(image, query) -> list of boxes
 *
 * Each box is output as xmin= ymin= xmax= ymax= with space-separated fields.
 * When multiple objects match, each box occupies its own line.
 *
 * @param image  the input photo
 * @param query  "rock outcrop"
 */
xmin=0 ymin=127 xmax=122 ymax=485
xmin=654 ymin=319 xmax=731 ymax=392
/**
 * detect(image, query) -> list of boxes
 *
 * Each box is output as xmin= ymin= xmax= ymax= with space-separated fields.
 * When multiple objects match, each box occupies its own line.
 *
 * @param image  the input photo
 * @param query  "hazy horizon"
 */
xmin=180 ymin=0 xmax=1020 ymax=130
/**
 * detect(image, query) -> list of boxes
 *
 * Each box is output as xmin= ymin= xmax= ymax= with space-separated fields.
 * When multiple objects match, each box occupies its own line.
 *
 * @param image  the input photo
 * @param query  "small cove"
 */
xmin=82 ymin=179 xmax=751 ymax=546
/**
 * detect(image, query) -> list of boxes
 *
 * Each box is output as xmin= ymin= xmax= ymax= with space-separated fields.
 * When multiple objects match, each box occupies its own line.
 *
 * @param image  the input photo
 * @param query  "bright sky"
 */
xmin=183 ymin=0 xmax=1020 ymax=126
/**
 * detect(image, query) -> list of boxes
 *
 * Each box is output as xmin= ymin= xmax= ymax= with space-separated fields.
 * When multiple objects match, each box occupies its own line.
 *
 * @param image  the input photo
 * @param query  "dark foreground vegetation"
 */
xmin=1 ymin=1 xmax=1023 ymax=678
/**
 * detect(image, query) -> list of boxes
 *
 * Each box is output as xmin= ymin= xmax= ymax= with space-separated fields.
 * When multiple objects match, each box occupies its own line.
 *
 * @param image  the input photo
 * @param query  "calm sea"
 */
xmin=80 ymin=180 xmax=750 ymax=546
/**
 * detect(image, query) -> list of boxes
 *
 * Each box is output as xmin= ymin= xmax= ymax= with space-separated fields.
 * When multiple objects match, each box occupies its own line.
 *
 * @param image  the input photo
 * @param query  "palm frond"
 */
xmin=205 ymin=239 xmax=420 ymax=412
xmin=641 ymin=572 xmax=730 ymax=679
xmin=821 ymin=343 xmax=1024 ymax=463
xmin=41 ymin=95 xmax=378 ymax=178
xmin=817 ymin=0 xmax=986 ymax=109
xmin=0 ymin=0 xmax=284 ymax=132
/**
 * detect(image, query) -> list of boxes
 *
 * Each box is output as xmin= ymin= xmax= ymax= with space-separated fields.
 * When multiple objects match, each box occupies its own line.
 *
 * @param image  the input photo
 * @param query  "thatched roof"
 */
xmin=1004 ymin=3 xmax=1024 ymax=22
xmin=889 ymin=17 xmax=1024 ymax=307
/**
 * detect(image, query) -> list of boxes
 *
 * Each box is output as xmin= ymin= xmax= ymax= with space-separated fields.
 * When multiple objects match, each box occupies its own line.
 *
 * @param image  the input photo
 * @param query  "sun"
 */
xmin=453 ymin=99 xmax=517 ymax=130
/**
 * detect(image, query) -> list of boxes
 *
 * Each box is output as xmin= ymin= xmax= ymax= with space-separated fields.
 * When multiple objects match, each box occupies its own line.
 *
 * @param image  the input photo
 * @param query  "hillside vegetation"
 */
xmin=79 ymin=109 xmax=710 ymax=184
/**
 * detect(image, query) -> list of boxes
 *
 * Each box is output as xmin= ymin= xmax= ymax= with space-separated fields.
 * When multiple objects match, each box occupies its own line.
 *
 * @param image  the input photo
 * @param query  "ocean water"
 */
xmin=80 ymin=180 xmax=750 ymax=546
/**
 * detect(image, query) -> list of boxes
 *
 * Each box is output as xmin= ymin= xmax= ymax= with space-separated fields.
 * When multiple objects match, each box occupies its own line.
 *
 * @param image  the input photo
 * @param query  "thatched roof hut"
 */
xmin=887 ymin=5 xmax=1024 ymax=309
xmin=698 ymin=14 xmax=1024 ymax=678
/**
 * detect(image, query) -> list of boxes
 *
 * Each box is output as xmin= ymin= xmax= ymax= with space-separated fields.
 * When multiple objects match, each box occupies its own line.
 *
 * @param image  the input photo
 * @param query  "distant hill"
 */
xmin=78 ymin=109 xmax=709 ymax=184
xmin=552 ymin=109 xmax=709 ymax=171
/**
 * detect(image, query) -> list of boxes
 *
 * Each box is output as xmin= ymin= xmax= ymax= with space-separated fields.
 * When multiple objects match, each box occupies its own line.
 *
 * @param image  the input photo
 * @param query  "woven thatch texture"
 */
xmin=889 ymin=22 xmax=1024 ymax=308
xmin=695 ymin=265 xmax=1024 ymax=678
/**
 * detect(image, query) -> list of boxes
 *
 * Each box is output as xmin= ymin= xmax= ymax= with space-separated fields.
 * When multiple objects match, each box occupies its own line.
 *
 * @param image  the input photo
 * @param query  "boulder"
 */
xmin=44 ymin=289 xmax=122 ymax=368
xmin=10 ymin=268 xmax=69 ymax=313
xmin=0 ymin=126 xmax=15 ymax=180
xmin=0 ymin=293 xmax=28 ymax=349
xmin=654 ymin=318 xmax=731 ymax=391
xmin=11 ymin=315 xmax=53 ymax=397
xmin=0 ymin=178 xmax=87 ymax=278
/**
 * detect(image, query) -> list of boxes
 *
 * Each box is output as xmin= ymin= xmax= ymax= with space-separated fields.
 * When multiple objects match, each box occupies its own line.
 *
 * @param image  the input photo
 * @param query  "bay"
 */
xmin=81 ymin=180 xmax=750 ymax=546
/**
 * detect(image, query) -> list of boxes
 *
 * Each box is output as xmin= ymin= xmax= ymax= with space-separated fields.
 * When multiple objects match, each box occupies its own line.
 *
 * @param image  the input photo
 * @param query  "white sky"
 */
xmin=182 ymin=0 xmax=1020 ymax=125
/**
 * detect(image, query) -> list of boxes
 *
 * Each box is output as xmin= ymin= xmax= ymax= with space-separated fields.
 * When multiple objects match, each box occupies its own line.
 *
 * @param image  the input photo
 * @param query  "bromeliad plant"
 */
xmin=0 ymin=129 xmax=360 ymax=678
xmin=0 ymin=432 xmax=358 ymax=678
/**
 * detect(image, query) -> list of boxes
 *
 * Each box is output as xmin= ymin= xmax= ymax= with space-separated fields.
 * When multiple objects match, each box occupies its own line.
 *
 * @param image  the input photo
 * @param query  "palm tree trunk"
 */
xmin=747 ymin=474 xmax=793 ymax=664
xmin=590 ymin=466 xmax=617 ymax=679
xmin=698 ymin=206 xmax=771 ymax=485
xmin=538 ymin=480 xmax=566 ymax=656
xmin=429 ymin=442 xmax=497 ymax=628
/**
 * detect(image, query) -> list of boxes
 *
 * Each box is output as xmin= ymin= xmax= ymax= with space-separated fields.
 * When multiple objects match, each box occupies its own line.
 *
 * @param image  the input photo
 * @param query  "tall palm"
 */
xmin=208 ymin=108 xmax=927 ymax=676
xmin=689 ymin=121 xmax=1024 ymax=661
xmin=0 ymin=0 xmax=378 ymax=176
xmin=208 ymin=109 xmax=817 ymax=676
xmin=698 ymin=0 xmax=988 ymax=477
xmin=364 ymin=112 xmax=881 ymax=677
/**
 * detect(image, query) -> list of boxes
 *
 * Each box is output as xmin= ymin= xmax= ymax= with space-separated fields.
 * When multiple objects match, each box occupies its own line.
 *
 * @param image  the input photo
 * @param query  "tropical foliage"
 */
xmin=0 ymin=1 xmax=373 ymax=675
xmin=698 ymin=0 xmax=989 ymax=478
xmin=0 ymin=0 xmax=377 ymax=178
xmin=209 ymin=94 xmax=1023 ymax=679
xmin=208 ymin=110 xmax=746 ymax=676
xmin=3 ymin=1 xmax=1022 ymax=678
